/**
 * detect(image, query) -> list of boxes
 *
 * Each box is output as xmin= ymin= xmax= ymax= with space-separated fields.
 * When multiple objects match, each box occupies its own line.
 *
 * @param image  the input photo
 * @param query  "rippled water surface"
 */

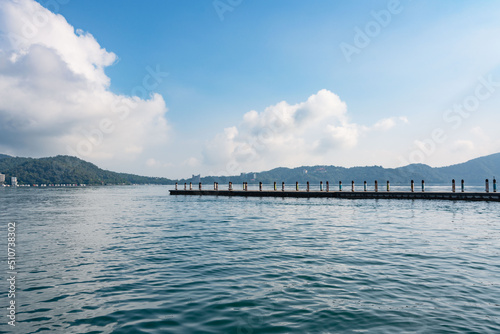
xmin=1 ymin=186 xmax=499 ymax=333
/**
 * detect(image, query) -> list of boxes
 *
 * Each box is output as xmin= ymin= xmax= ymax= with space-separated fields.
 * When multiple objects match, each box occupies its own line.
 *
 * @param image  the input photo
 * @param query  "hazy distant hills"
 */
xmin=435 ymin=154 xmax=500 ymax=183
xmin=194 ymin=152 xmax=500 ymax=185
xmin=0 ymin=152 xmax=499 ymax=186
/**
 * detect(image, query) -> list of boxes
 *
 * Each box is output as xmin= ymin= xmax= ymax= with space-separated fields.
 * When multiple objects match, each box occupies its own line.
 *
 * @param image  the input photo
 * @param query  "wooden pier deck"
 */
xmin=169 ymin=189 xmax=500 ymax=202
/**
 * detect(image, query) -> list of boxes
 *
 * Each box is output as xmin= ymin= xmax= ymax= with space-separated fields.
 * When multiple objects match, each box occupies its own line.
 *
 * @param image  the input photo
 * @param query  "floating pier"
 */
xmin=169 ymin=179 xmax=500 ymax=202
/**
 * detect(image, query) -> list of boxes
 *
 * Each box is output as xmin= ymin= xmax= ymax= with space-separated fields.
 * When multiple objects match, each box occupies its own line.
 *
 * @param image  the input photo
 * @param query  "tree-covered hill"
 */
xmin=0 ymin=155 xmax=174 ymax=185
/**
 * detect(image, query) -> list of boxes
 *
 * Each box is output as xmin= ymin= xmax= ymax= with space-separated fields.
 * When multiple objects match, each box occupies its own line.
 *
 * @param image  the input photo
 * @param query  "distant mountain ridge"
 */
xmin=0 ymin=152 xmax=499 ymax=186
xmin=182 ymin=152 xmax=500 ymax=185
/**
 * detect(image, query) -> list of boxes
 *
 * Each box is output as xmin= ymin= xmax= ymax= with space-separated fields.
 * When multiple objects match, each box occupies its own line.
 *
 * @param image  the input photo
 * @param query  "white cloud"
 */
xmin=146 ymin=158 xmax=174 ymax=169
xmin=470 ymin=126 xmax=489 ymax=141
xmin=1 ymin=0 xmax=115 ymax=85
xmin=451 ymin=140 xmax=475 ymax=153
xmin=184 ymin=157 xmax=200 ymax=168
xmin=125 ymin=145 xmax=144 ymax=154
xmin=146 ymin=158 xmax=159 ymax=167
xmin=0 ymin=0 xmax=169 ymax=165
xmin=202 ymin=89 xmax=408 ymax=175
xmin=373 ymin=116 xmax=409 ymax=131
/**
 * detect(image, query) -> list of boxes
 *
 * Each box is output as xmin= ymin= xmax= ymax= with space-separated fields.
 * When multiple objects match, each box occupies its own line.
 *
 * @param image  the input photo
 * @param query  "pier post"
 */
xmin=461 ymin=179 xmax=465 ymax=192
xmin=189 ymin=182 xmax=192 ymax=190
xmin=364 ymin=181 xmax=367 ymax=192
xmin=320 ymin=181 xmax=323 ymax=191
xmin=282 ymin=182 xmax=285 ymax=192
xmin=326 ymin=181 xmax=329 ymax=192
xmin=296 ymin=182 xmax=299 ymax=191
xmin=199 ymin=182 xmax=202 ymax=190
xmin=274 ymin=182 xmax=277 ymax=191
xmin=411 ymin=180 xmax=414 ymax=192
xmin=214 ymin=182 xmax=217 ymax=190
xmin=339 ymin=181 xmax=342 ymax=191
xmin=259 ymin=182 xmax=263 ymax=191
xmin=351 ymin=181 xmax=355 ymax=192
xmin=494 ymin=179 xmax=497 ymax=193
xmin=175 ymin=182 xmax=178 ymax=190
xmin=452 ymin=179 xmax=455 ymax=193
xmin=229 ymin=182 xmax=232 ymax=191
xmin=307 ymin=181 xmax=310 ymax=192
xmin=375 ymin=180 xmax=378 ymax=192
xmin=387 ymin=181 xmax=390 ymax=192
xmin=184 ymin=183 xmax=187 ymax=190
xmin=216 ymin=182 xmax=219 ymax=191
xmin=421 ymin=180 xmax=425 ymax=192
xmin=485 ymin=179 xmax=489 ymax=193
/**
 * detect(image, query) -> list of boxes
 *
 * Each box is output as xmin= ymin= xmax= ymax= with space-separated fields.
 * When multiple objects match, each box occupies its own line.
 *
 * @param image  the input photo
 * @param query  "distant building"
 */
xmin=192 ymin=174 xmax=201 ymax=183
xmin=11 ymin=177 xmax=17 ymax=187
xmin=241 ymin=172 xmax=257 ymax=180
xmin=0 ymin=173 xmax=5 ymax=184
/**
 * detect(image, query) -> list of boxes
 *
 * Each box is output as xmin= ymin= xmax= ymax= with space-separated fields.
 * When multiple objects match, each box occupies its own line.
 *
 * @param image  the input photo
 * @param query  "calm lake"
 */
xmin=1 ymin=185 xmax=499 ymax=333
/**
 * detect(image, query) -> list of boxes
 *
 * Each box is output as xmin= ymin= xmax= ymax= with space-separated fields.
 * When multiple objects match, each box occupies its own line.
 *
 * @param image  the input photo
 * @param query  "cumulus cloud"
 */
xmin=202 ymin=89 xmax=408 ymax=175
xmin=183 ymin=157 xmax=200 ymax=168
xmin=373 ymin=116 xmax=409 ymax=131
xmin=0 ymin=0 xmax=169 ymax=163
xmin=145 ymin=158 xmax=174 ymax=170
xmin=451 ymin=140 xmax=475 ymax=153
xmin=470 ymin=126 xmax=489 ymax=141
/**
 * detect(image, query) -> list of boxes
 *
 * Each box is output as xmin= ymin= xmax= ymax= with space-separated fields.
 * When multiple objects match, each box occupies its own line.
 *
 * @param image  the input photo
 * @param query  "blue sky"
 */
xmin=1 ymin=0 xmax=500 ymax=178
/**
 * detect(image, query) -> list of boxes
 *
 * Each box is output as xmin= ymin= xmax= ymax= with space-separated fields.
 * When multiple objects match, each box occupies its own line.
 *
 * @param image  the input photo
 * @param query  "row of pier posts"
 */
xmin=174 ymin=178 xmax=497 ymax=192
xmin=451 ymin=179 xmax=465 ymax=193
xmin=340 ymin=180 xmax=417 ymax=192
xmin=485 ymin=178 xmax=497 ymax=193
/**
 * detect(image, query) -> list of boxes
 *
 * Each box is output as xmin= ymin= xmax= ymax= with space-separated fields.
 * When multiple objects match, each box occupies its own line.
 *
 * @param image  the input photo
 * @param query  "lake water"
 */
xmin=1 ymin=186 xmax=499 ymax=333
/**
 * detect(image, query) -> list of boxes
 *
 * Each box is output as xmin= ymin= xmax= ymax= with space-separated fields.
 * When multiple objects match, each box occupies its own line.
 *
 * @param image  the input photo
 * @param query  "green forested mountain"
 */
xmin=0 ymin=155 xmax=174 ymax=185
